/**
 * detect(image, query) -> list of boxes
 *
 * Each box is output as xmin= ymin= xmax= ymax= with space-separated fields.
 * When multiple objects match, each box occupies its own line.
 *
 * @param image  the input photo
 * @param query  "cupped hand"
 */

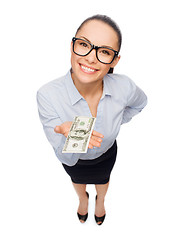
xmin=54 ymin=122 xmax=104 ymax=149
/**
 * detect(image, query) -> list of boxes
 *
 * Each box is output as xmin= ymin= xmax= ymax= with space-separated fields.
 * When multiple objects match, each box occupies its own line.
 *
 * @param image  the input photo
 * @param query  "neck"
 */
xmin=72 ymin=74 xmax=103 ymax=100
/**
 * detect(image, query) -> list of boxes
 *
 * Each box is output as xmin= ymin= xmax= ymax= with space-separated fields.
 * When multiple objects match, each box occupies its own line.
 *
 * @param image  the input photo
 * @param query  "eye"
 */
xmin=100 ymin=49 xmax=111 ymax=55
xmin=79 ymin=41 xmax=89 ymax=48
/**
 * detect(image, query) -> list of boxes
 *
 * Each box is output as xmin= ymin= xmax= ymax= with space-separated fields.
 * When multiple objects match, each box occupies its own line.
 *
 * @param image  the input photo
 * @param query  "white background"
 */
xmin=0 ymin=0 xmax=182 ymax=239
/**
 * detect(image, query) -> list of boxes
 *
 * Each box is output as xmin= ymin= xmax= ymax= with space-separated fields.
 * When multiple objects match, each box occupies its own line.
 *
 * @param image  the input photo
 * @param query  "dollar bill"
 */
xmin=62 ymin=116 xmax=96 ymax=153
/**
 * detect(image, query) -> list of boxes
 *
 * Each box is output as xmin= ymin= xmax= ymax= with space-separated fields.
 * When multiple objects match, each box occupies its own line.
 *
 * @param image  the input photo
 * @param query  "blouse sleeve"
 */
xmin=121 ymin=79 xmax=147 ymax=124
xmin=36 ymin=90 xmax=81 ymax=166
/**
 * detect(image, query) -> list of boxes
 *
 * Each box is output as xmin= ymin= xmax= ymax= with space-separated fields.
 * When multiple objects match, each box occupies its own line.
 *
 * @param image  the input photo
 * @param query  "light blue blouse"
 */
xmin=37 ymin=70 xmax=147 ymax=166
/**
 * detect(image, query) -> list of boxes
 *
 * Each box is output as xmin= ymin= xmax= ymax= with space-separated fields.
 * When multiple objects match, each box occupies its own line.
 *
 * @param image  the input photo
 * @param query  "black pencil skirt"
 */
xmin=62 ymin=140 xmax=117 ymax=184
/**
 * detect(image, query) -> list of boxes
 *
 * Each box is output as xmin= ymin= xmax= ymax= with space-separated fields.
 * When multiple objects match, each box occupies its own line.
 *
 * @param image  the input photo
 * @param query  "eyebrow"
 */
xmin=80 ymin=36 xmax=115 ymax=50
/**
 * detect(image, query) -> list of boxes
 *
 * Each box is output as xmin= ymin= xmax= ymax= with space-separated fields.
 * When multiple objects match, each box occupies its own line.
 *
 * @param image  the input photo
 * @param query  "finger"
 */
xmin=88 ymin=143 xmax=93 ymax=149
xmin=89 ymin=138 xmax=101 ymax=148
xmin=91 ymin=135 xmax=103 ymax=143
xmin=92 ymin=130 xmax=104 ymax=138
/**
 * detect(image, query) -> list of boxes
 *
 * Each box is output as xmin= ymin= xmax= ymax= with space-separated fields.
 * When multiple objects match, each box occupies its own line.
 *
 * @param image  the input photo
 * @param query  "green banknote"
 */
xmin=62 ymin=116 xmax=96 ymax=153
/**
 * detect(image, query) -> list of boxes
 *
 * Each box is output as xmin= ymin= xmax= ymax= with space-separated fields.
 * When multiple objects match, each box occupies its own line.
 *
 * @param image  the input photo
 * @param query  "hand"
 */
xmin=88 ymin=130 xmax=104 ymax=149
xmin=54 ymin=121 xmax=72 ymax=138
xmin=54 ymin=122 xmax=104 ymax=149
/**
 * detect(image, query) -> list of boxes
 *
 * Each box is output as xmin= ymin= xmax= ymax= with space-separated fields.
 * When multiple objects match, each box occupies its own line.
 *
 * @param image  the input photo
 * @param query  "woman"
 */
xmin=37 ymin=14 xmax=147 ymax=225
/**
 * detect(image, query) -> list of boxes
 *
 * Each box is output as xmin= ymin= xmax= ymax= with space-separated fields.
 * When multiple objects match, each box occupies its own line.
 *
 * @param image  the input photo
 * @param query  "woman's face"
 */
xmin=71 ymin=20 xmax=120 ymax=85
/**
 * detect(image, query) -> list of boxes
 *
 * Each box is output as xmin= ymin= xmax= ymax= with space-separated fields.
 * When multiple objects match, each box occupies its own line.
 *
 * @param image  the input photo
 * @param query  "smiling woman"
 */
xmin=71 ymin=19 xmax=120 ymax=90
xmin=36 ymin=14 xmax=147 ymax=225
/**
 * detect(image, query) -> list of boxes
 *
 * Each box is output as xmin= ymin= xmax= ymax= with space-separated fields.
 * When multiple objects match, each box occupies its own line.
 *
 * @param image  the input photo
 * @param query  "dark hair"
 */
xmin=75 ymin=14 xmax=122 ymax=74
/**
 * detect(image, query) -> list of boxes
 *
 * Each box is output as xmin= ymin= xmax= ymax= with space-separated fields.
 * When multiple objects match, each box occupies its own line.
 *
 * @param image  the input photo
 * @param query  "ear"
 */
xmin=70 ymin=41 xmax=73 ymax=53
xmin=110 ymin=55 xmax=121 ymax=68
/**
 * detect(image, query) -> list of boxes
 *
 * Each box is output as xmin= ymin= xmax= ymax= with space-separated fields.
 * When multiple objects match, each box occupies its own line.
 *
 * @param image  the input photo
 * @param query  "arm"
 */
xmin=36 ymin=91 xmax=82 ymax=166
xmin=36 ymin=91 xmax=104 ymax=166
xmin=121 ymin=81 xmax=147 ymax=124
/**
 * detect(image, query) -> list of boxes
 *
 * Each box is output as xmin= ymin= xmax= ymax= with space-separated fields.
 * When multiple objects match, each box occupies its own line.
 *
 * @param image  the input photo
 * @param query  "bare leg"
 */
xmin=72 ymin=182 xmax=88 ymax=223
xmin=95 ymin=182 xmax=109 ymax=224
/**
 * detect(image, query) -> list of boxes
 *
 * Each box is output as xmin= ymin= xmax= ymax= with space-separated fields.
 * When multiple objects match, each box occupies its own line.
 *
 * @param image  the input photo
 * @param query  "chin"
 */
xmin=72 ymin=66 xmax=97 ymax=82
xmin=77 ymin=73 xmax=98 ymax=84
xmin=71 ymin=60 xmax=109 ymax=84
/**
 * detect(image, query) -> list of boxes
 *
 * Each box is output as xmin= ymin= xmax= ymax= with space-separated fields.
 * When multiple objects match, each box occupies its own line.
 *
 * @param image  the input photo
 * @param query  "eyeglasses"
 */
xmin=72 ymin=37 xmax=119 ymax=64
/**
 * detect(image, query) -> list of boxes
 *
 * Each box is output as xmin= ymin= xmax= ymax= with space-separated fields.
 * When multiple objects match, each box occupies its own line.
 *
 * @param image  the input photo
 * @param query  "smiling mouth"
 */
xmin=79 ymin=64 xmax=98 ymax=73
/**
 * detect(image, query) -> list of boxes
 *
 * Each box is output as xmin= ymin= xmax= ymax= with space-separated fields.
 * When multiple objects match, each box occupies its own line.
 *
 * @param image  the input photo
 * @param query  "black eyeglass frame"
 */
xmin=72 ymin=37 xmax=119 ymax=64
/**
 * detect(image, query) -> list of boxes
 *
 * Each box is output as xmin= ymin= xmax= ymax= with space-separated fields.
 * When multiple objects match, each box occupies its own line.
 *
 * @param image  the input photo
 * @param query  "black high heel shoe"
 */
xmin=77 ymin=192 xmax=89 ymax=223
xmin=94 ymin=195 xmax=106 ymax=225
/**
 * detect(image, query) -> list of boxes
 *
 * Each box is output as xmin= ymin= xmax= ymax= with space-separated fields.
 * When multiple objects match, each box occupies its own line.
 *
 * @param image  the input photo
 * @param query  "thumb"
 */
xmin=54 ymin=125 xmax=61 ymax=133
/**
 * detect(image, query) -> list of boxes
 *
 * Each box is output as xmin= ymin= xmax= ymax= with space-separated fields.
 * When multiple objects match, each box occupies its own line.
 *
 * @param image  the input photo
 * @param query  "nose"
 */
xmin=85 ymin=49 xmax=98 ymax=64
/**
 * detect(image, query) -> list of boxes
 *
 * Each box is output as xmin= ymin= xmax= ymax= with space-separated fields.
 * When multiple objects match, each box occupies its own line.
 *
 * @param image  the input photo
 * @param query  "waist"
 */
xmin=78 ymin=140 xmax=117 ymax=166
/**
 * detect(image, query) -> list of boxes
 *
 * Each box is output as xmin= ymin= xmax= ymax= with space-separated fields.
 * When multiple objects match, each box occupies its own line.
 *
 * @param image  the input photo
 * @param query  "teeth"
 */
xmin=81 ymin=65 xmax=95 ymax=72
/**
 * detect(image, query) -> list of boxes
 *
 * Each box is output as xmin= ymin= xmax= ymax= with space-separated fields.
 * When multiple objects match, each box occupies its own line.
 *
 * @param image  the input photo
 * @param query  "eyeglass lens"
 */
xmin=73 ymin=38 xmax=116 ymax=64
